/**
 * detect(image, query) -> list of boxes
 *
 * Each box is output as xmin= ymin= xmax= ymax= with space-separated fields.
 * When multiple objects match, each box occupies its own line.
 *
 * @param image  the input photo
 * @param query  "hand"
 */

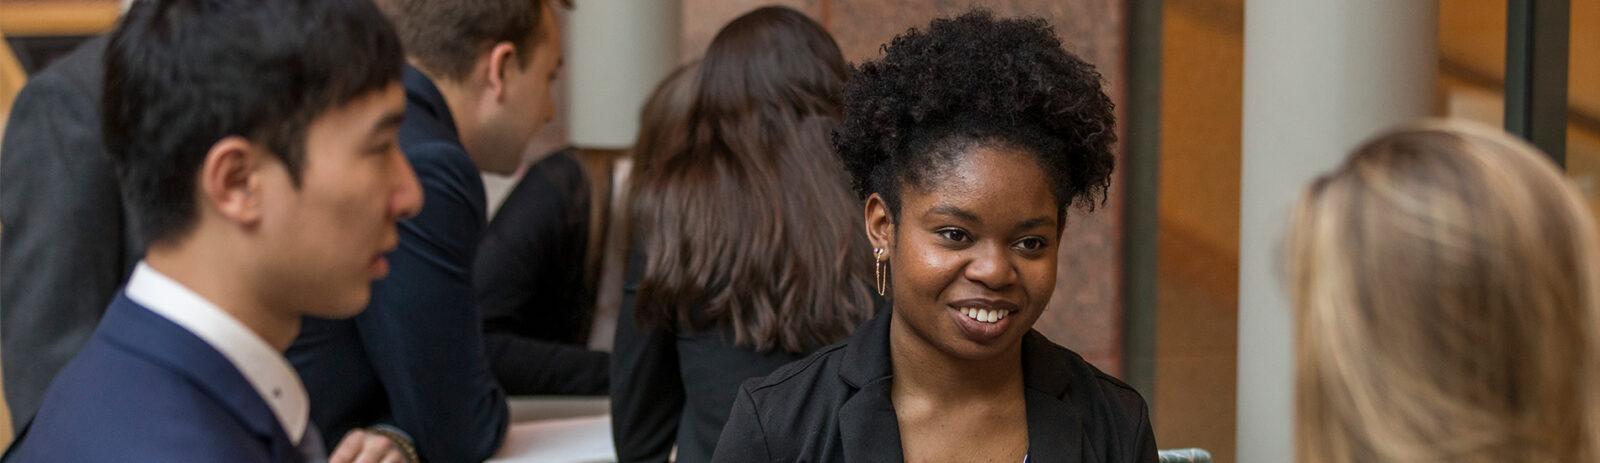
xmin=329 ymin=428 xmax=407 ymax=463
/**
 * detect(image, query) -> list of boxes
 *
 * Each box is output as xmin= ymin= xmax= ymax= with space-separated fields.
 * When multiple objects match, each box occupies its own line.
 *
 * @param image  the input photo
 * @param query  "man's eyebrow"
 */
xmin=370 ymin=110 xmax=404 ymax=134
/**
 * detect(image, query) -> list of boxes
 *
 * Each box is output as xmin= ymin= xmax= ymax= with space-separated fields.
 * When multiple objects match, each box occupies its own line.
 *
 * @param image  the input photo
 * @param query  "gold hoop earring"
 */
xmin=874 ymin=248 xmax=887 ymax=296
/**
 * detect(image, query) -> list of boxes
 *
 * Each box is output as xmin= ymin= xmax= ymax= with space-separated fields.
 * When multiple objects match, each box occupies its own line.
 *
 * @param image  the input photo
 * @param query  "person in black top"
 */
xmin=612 ymin=7 xmax=878 ymax=463
xmin=476 ymin=146 xmax=611 ymax=395
xmin=712 ymin=10 xmax=1157 ymax=463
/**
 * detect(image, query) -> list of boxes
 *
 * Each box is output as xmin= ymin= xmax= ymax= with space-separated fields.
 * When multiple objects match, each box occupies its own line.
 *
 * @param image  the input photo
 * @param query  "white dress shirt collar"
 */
xmin=125 ymin=261 xmax=310 ymax=444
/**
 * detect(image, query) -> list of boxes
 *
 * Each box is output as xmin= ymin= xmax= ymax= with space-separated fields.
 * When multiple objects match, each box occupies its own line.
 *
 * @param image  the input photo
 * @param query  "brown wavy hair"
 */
xmin=630 ymin=61 xmax=699 ymax=171
xmin=627 ymin=6 xmax=875 ymax=353
xmin=1291 ymin=120 xmax=1600 ymax=462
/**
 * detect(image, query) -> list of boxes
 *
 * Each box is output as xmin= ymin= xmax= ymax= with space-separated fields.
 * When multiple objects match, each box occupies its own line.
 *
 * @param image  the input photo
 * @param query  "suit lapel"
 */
xmin=99 ymin=294 xmax=301 ymax=461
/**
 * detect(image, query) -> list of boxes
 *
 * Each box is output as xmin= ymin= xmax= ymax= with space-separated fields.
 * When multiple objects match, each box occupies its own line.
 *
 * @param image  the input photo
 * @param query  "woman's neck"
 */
xmin=887 ymin=313 xmax=1026 ymax=402
xmin=888 ymin=312 xmax=1031 ymax=463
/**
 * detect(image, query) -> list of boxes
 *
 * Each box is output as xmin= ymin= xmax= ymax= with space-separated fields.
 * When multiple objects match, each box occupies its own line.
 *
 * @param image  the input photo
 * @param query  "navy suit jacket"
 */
xmin=3 ymin=294 xmax=302 ymax=462
xmin=287 ymin=65 xmax=508 ymax=463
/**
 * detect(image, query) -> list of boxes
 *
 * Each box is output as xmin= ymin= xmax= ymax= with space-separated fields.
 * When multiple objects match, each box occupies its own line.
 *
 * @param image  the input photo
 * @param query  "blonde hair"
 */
xmin=1290 ymin=120 xmax=1600 ymax=463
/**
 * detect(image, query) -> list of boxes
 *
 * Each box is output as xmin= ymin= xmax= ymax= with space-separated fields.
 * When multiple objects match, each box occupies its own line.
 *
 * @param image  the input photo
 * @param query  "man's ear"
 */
xmin=484 ymin=42 xmax=519 ymax=102
xmin=198 ymin=136 xmax=265 ymax=226
xmin=864 ymin=193 xmax=895 ymax=254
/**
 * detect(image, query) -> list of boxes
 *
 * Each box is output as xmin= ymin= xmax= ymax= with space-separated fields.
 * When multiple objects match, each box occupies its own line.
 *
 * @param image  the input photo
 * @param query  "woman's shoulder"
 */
xmin=718 ymin=338 xmax=864 ymax=460
xmin=739 ymin=338 xmax=853 ymax=399
xmin=728 ymin=310 xmax=893 ymax=439
xmin=1022 ymin=333 xmax=1157 ymax=463
xmin=1024 ymin=332 xmax=1150 ymax=414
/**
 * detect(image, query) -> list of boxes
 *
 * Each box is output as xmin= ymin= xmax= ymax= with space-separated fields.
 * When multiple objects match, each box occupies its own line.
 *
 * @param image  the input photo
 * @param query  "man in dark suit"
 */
xmin=2 ymin=0 xmax=423 ymax=460
xmin=0 ymin=33 xmax=136 ymax=434
xmin=285 ymin=0 xmax=570 ymax=460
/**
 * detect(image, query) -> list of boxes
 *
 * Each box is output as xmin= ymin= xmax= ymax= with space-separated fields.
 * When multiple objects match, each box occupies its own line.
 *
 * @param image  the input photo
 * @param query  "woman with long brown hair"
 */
xmin=1290 ymin=121 xmax=1600 ymax=462
xmin=610 ymin=6 xmax=877 ymax=463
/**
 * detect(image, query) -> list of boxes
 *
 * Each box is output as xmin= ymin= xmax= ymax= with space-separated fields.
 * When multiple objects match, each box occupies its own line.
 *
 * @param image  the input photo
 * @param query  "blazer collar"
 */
xmin=837 ymin=308 xmax=893 ymax=388
xmin=402 ymin=64 xmax=458 ymax=139
xmin=834 ymin=309 xmax=1094 ymax=462
xmin=99 ymin=293 xmax=295 ymax=448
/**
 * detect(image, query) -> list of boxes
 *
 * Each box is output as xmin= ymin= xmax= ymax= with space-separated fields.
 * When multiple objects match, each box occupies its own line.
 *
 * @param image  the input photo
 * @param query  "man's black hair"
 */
xmin=103 ymin=0 xmax=405 ymax=245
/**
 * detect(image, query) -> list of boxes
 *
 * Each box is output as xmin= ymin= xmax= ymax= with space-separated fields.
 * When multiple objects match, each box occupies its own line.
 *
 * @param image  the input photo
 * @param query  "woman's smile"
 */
xmin=949 ymin=298 xmax=1019 ymax=342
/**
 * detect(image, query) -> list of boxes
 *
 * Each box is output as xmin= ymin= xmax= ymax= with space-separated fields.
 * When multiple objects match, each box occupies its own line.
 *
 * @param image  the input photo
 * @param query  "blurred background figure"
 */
xmin=1290 ymin=121 xmax=1600 ymax=463
xmin=476 ymin=144 xmax=612 ymax=396
xmin=0 ymin=11 xmax=136 ymax=438
xmin=610 ymin=6 xmax=878 ymax=463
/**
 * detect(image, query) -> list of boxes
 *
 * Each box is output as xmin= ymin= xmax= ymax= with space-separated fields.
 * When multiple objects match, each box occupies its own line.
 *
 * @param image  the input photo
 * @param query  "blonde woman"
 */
xmin=1290 ymin=120 xmax=1600 ymax=462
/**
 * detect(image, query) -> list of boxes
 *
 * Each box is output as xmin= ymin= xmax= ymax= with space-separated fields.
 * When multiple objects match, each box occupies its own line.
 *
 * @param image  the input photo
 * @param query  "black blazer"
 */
xmin=711 ymin=310 xmax=1158 ymax=463
xmin=611 ymin=245 xmax=807 ymax=463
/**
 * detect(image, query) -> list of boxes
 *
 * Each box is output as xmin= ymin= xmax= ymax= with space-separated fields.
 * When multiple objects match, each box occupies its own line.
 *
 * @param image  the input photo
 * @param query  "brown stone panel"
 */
xmin=827 ymin=0 xmax=1125 ymax=79
xmin=679 ymin=0 xmax=824 ymax=61
xmin=1035 ymin=200 xmax=1122 ymax=377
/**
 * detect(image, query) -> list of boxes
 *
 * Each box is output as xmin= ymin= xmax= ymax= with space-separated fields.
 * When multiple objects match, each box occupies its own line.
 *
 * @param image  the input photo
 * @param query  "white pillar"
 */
xmin=564 ymin=0 xmax=681 ymax=149
xmin=1237 ymin=1 xmax=1437 ymax=461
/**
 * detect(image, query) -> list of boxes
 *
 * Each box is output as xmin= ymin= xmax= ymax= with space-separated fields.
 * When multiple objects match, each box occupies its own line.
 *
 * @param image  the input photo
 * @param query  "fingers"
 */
xmin=329 ymin=429 xmax=367 ymax=463
xmin=329 ymin=429 xmax=401 ymax=463
xmin=353 ymin=431 xmax=395 ymax=463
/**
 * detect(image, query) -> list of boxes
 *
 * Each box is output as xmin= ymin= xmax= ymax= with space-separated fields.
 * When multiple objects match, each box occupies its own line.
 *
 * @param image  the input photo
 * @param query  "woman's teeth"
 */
xmin=959 ymin=307 xmax=1008 ymax=323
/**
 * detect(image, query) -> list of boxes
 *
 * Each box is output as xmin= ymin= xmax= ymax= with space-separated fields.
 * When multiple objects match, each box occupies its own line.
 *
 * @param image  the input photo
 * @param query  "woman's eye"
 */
xmin=1014 ymin=237 xmax=1047 ymax=251
xmin=936 ymin=229 xmax=970 ymax=243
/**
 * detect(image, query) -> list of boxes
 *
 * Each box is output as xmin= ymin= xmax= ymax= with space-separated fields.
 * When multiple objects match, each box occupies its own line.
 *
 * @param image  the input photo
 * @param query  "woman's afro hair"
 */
xmin=834 ymin=9 xmax=1116 ymax=216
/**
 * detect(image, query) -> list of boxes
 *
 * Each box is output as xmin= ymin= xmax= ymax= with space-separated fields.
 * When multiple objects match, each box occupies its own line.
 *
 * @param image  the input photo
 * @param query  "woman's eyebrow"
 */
xmin=924 ymin=204 xmax=980 ymax=224
xmin=1016 ymin=216 xmax=1056 ymax=230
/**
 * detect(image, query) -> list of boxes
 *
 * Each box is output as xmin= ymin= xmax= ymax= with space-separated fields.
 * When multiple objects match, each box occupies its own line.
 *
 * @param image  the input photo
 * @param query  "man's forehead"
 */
xmin=313 ymin=82 xmax=406 ymax=129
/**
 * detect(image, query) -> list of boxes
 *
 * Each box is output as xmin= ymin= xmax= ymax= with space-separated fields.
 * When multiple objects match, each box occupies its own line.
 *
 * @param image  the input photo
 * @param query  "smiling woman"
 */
xmin=710 ymin=9 xmax=1156 ymax=463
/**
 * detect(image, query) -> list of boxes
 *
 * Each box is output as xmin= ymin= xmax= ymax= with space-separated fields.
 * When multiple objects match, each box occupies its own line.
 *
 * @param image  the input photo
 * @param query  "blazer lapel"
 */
xmin=836 ymin=310 xmax=904 ymax=462
xmin=838 ymin=377 xmax=904 ymax=462
xmin=833 ymin=314 xmax=1104 ymax=462
xmin=100 ymin=294 xmax=301 ymax=461
xmin=1024 ymin=388 xmax=1091 ymax=463
xmin=1021 ymin=332 xmax=1096 ymax=463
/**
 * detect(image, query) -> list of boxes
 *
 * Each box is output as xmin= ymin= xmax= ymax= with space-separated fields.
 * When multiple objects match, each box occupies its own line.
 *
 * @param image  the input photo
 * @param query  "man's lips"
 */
xmin=371 ymin=235 xmax=399 ymax=277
